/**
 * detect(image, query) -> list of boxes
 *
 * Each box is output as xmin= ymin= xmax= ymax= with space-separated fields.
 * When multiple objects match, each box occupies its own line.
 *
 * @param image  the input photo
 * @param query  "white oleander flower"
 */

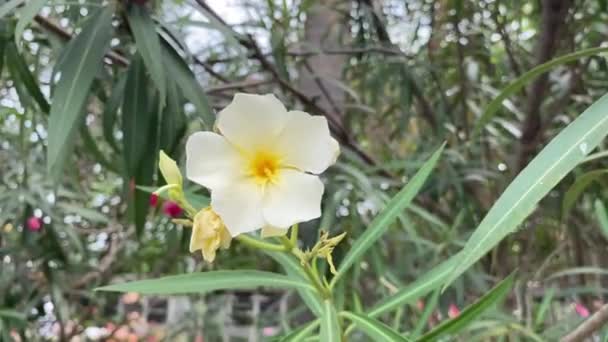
xmin=186 ymin=93 xmax=340 ymax=236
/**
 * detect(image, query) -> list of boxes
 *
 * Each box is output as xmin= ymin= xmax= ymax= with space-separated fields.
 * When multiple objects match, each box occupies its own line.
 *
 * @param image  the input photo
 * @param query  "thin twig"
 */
xmin=561 ymin=303 xmax=608 ymax=342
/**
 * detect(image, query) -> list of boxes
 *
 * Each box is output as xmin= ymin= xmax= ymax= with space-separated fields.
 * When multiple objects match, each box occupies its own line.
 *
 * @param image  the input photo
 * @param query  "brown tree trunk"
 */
xmin=517 ymin=0 xmax=572 ymax=171
xmin=298 ymin=0 xmax=347 ymax=122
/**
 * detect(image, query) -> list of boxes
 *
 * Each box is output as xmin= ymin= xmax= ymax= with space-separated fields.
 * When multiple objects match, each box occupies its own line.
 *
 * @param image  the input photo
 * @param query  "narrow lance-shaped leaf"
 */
xmin=367 ymin=255 xmax=461 ymax=317
xmin=15 ymin=0 xmax=46 ymax=48
xmin=331 ymin=143 xmax=445 ymax=286
xmin=320 ymin=300 xmax=341 ymax=342
xmin=562 ymin=169 xmax=608 ymax=218
xmin=418 ymin=273 xmax=515 ymax=341
xmin=473 ymin=46 xmax=608 ymax=137
xmin=122 ymin=55 xmax=150 ymax=176
xmin=47 ymin=8 xmax=113 ymax=178
xmin=341 ymin=311 xmax=411 ymax=342
xmin=161 ymin=38 xmax=214 ymax=127
xmin=265 ymin=250 xmax=323 ymax=316
xmin=127 ymin=4 xmax=166 ymax=104
xmin=96 ymin=270 xmax=316 ymax=294
xmin=280 ymin=320 xmax=320 ymax=342
xmin=102 ymin=75 xmax=127 ymax=152
xmin=444 ymin=93 xmax=608 ymax=289
xmin=5 ymin=41 xmax=49 ymax=112
xmin=0 ymin=0 xmax=25 ymax=18
xmin=595 ymin=199 xmax=608 ymax=240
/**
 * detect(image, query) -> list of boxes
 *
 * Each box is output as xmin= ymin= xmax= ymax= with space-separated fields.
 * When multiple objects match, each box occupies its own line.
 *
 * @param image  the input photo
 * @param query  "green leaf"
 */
xmin=15 ymin=0 xmax=46 ymax=48
xmin=332 ymin=143 xmax=445 ymax=286
xmin=445 ymin=93 xmax=608 ymax=289
xmin=341 ymin=311 xmax=411 ymax=341
xmin=0 ymin=0 xmax=25 ymax=18
xmin=320 ymin=300 xmax=341 ymax=342
xmin=161 ymin=38 xmax=214 ymax=127
xmin=57 ymin=203 xmax=109 ymax=224
xmin=411 ymin=290 xmax=440 ymax=338
xmin=122 ymin=55 xmax=151 ymax=176
xmin=159 ymin=79 xmax=186 ymax=155
xmin=562 ymin=169 xmax=608 ymax=217
xmin=5 ymin=41 xmax=49 ymax=112
xmin=47 ymin=7 xmax=113 ymax=179
xmin=266 ymin=251 xmax=323 ymax=316
xmin=280 ymin=320 xmax=320 ymax=342
xmin=595 ymin=199 xmax=608 ymax=240
xmin=102 ymin=75 xmax=127 ymax=152
xmin=96 ymin=270 xmax=316 ymax=294
xmin=127 ymin=4 xmax=166 ymax=104
xmin=417 ymin=273 xmax=515 ymax=341
xmin=0 ymin=309 xmax=26 ymax=322
xmin=367 ymin=256 xmax=461 ymax=317
xmin=473 ymin=46 xmax=608 ymax=137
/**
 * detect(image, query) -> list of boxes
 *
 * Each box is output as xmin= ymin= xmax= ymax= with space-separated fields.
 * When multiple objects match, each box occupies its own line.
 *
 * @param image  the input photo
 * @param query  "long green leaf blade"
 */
xmin=332 ymin=143 xmax=445 ymax=286
xmin=280 ymin=320 xmax=320 ymax=342
xmin=15 ymin=0 xmax=46 ymax=48
xmin=562 ymin=169 xmax=608 ymax=217
xmin=473 ymin=46 xmax=608 ymax=137
xmin=320 ymin=300 xmax=341 ymax=342
xmin=445 ymin=93 xmax=608 ymax=289
xmin=161 ymin=39 xmax=214 ymax=127
xmin=266 ymin=250 xmax=323 ymax=316
xmin=47 ymin=8 xmax=113 ymax=178
xmin=0 ymin=0 xmax=25 ymax=18
xmin=96 ymin=270 xmax=315 ymax=294
xmin=342 ymin=311 xmax=411 ymax=341
xmin=368 ymin=255 xmax=460 ymax=317
xmin=127 ymin=4 xmax=166 ymax=104
xmin=418 ymin=273 xmax=515 ymax=341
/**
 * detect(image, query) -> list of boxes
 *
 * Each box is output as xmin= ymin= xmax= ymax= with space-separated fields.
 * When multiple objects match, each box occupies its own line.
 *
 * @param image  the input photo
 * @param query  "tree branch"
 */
xmin=561 ymin=303 xmax=608 ymax=342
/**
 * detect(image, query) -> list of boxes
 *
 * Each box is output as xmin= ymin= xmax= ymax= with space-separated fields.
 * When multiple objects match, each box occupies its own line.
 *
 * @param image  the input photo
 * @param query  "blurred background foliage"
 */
xmin=1 ymin=0 xmax=608 ymax=340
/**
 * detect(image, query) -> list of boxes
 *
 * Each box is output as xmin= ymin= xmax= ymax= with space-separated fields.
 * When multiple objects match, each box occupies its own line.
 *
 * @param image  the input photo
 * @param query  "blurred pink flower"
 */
xmin=26 ymin=217 xmax=42 ymax=231
xmin=162 ymin=201 xmax=183 ymax=218
xmin=575 ymin=302 xmax=590 ymax=318
xmin=448 ymin=303 xmax=460 ymax=318
xmin=149 ymin=193 xmax=159 ymax=207
xmin=263 ymin=326 xmax=279 ymax=337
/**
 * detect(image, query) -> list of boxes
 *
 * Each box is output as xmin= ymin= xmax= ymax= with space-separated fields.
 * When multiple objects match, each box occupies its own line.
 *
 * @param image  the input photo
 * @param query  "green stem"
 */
xmin=280 ymin=235 xmax=331 ymax=299
xmin=236 ymin=234 xmax=286 ymax=252
xmin=290 ymin=224 xmax=299 ymax=245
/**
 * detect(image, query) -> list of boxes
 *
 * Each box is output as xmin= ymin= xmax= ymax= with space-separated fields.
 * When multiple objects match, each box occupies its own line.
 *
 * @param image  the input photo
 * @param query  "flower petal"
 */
xmin=211 ymin=179 xmax=267 ymax=236
xmin=276 ymin=110 xmax=340 ymax=174
xmin=186 ymin=131 xmax=243 ymax=190
xmin=263 ymin=170 xmax=324 ymax=228
xmin=261 ymin=226 xmax=288 ymax=238
xmin=216 ymin=93 xmax=289 ymax=151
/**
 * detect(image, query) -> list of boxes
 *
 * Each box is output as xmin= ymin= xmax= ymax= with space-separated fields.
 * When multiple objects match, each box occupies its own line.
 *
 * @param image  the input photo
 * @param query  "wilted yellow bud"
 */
xmin=317 ymin=231 xmax=347 ymax=275
xmin=159 ymin=150 xmax=183 ymax=188
xmin=189 ymin=207 xmax=232 ymax=263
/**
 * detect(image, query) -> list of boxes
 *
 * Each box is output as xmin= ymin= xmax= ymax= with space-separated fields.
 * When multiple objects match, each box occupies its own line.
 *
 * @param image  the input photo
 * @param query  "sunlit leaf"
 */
xmin=320 ymin=300 xmax=341 ymax=342
xmin=445 ymin=93 xmax=608 ymax=289
xmin=341 ymin=311 xmax=411 ymax=341
xmin=97 ymin=270 xmax=316 ymax=294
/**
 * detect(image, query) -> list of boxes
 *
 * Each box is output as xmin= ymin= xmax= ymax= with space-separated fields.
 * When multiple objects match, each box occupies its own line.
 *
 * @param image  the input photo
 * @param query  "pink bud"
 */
xmin=27 ymin=217 xmax=42 ymax=231
xmin=448 ymin=303 xmax=460 ymax=318
xmin=575 ymin=302 xmax=590 ymax=318
xmin=416 ymin=300 xmax=425 ymax=310
xmin=162 ymin=201 xmax=183 ymax=218
xmin=149 ymin=193 xmax=159 ymax=207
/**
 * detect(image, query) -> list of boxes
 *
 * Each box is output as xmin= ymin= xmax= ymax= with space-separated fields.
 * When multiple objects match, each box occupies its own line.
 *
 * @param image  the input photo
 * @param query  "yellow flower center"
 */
xmin=249 ymin=151 xmax=280 ymax=184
